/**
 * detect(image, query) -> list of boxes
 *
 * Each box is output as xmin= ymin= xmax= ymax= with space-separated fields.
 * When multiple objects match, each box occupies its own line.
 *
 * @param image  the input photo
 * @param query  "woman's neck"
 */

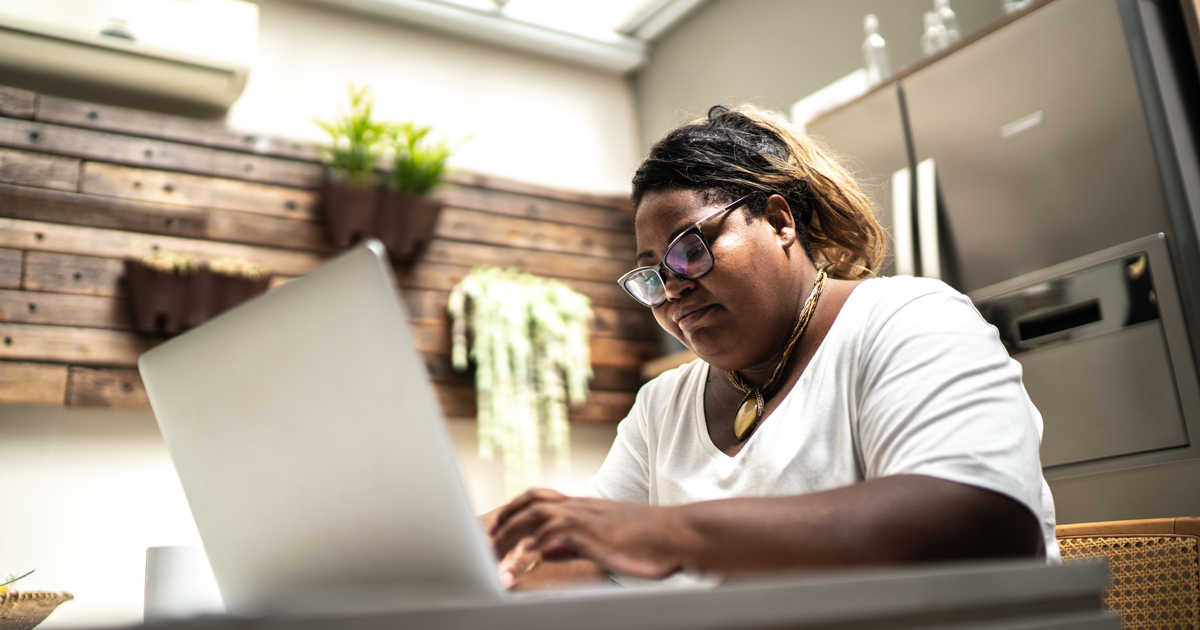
xmin=730 ymin=266 xmax=820 ymax=390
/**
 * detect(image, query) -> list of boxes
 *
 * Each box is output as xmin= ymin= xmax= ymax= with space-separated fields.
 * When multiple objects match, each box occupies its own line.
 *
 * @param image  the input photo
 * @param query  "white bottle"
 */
xmin=920 ymin=11 xmax=947 ymax=56
xmin=862 ymin=14 xmax=891 ymax=87
xmin=935 ymin=0 xmax=961 ymax=46
xmin=1002 ymin=0 xmax=1034 ymax=14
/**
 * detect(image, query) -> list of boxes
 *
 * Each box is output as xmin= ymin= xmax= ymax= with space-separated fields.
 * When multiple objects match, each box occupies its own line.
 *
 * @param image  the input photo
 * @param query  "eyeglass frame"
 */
xmin=618 ymin=195 xmax=752 ymax=307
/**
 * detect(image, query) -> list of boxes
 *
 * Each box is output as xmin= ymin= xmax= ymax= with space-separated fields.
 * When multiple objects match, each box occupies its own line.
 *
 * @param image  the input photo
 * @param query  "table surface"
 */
xmin=140 ymin=558 xmax=1118 ymax=630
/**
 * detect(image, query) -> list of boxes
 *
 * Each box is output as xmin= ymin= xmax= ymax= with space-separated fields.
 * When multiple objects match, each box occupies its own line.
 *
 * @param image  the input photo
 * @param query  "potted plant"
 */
xmin=375 ymin=122 xmax=451 ymax=265
xmin=448 ymin=267 xmax=592 ymax=499
xmin=126 ymin=253 xmax=272 ymax=334
xmin=314 ymin=84 xmax=390 ymax=249
xmin=207 ymin=257 xmax=271 ymax=314
xmin=125 ymin=252 xmax=199 ymax=334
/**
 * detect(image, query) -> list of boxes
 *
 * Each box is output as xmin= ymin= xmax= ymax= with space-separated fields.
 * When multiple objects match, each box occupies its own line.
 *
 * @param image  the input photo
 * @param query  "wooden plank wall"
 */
xmin=0 ymin=85 xmax=658 ymax=422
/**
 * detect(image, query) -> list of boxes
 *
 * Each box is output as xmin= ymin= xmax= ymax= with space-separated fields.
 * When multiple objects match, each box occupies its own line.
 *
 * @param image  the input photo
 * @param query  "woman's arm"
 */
xmin=491 ymin=474 xmax=1041 ymax=579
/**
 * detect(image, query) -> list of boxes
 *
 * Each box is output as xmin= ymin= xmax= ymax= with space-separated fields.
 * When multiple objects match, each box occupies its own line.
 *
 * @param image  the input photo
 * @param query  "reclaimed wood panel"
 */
xmin=0 ymin=87 xmax=35 ymax=119
xmin=434 ymin=383 xmax=634 ymax=424
xmin=36 ymin=95 xmax=321 ymax=161
xmin=446 ymin=171 xmax=631 ymax=212
xmin=406 ymin=320 xmax=666 ymax=359
xmin=592 ymin=307 xmax=659 ymax=340
xmin=206 ymin=208 xmax=332 ymax=253
xmin=437 ymin=207 xmax=634 ymax=261
xmin=401 ymin=289 xmax=653 ymax=340
xmin=437 ymin=185 xmax=633 ymax=232
xmin=0 ymin=249 xmax=20 ymax=289
xmin=1 ymin=87 xmax=649 ymax=421
xmin=410 ymin=319 xmax=449 ymax=355
xmin=23 ymin=251 xmax=126 ymax=297
xmin=0 ymin=218 xmax=326 ymax=277
xmin=423 ymin=240 xmax=628 ymax=284
xmin=0 ymin=322 xmax=156 ymax=367
xmin=395 ymin=261 xmax=634 ymax=310
xmin=0 ymin=182 xmax=206 ymax=238
xmin=0 ymin=290 xmax=130 ymax=330
xmin=591 ymin=337 xmax=660 ymax=368
xmin=435 ymin=383 xmax=475 ymax=418
xmin=422 ymin=351 xmax=643 ymax=392
xmin=0 ymin=118 xmax=321 ymax=188
xmin=0 ymin=148 xmax=80 ymax=191
xmin=66 ymin=366 xmax=149 ymax=408
xmin=81 ymin=162 xmax=319 ymax=219
xmin=572 ymin=390 xmax=636 ymax=423
xmin=0 ymin=361 xmax=67 ymax=405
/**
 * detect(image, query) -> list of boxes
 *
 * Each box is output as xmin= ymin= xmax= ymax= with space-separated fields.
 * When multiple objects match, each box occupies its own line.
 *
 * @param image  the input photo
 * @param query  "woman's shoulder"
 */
xmin=846 ymin=275 xmax=975 ymax=319
xmin=835 ymin=275 xmax=986 ymax=345
xmin=638 ymin=356 xmax=708 ymax=397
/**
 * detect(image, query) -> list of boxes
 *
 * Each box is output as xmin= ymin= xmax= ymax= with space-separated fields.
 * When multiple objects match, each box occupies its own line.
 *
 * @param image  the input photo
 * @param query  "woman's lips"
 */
xmin=675 ymin=304 xmax=713 ymax=330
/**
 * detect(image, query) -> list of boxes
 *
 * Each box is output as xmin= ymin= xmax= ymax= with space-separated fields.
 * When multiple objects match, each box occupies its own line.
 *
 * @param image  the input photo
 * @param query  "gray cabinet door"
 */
xmin=903 ymin=0 xmax=1172 ymax=293
xmin=807 ymin=84 xmax=911 ymax=278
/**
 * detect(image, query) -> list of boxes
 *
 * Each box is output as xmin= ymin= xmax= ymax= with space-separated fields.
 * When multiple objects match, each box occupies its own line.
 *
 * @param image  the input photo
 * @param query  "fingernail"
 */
xmin=499 ymin=571 xmax=514 ymax=589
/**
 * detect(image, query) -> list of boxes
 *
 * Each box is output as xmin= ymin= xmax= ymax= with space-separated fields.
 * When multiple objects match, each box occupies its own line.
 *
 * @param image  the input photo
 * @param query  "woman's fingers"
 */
xmin=492 ymin=499 xmax=564 ymax=557
xmin=489 ymin=492 xmax=692 ymax=580
xmin=497 ymin=539 xmax=540 ymax=589
xmin=490 ymin=488 xmax=566 ymax=534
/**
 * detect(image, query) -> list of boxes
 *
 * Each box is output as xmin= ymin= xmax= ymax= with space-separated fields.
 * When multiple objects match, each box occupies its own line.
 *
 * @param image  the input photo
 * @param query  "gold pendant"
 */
xmin=733 ymin=390 xmax=762 ymax=440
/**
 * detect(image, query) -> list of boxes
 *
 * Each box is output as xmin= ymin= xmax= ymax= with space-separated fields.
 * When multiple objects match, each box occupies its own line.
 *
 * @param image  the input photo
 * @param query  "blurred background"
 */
xmin=4 ymin=0 xmax=1200 ymax=627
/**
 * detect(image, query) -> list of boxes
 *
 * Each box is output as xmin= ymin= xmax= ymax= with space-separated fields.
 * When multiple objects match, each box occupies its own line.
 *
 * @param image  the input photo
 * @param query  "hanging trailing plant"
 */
xmin=448 ymin=267 xmax=593 ymax=499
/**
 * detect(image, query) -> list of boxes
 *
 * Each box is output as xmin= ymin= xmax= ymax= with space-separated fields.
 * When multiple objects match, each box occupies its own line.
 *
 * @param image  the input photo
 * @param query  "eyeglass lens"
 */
xmin=623 ymin=232 xmax=714 ymax=306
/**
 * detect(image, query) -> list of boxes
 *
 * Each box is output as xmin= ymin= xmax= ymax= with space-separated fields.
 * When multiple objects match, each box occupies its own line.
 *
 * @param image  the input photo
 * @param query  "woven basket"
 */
xmin=0 ymin=592 xmax=73 ymax=630
xmin=1060 ymin=535 xmax=1199 ymax=630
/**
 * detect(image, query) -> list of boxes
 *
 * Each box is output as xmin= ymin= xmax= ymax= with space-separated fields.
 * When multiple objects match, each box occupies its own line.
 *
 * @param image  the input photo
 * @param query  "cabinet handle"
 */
xmin=891 ymin=167 xmax=915 ymax=276
xmin=916 ymin=158 xmax=941 ymax=280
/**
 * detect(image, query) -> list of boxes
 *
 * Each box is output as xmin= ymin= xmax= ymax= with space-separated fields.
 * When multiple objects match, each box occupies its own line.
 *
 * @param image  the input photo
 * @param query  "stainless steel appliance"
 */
xmin=808 ymin=0 xmax=1200 ymax=522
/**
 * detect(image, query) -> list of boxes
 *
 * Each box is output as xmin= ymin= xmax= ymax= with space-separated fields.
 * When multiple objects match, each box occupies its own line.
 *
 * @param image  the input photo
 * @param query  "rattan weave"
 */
xmin=1060 ymin=535 xmax=1199 ymax=630
xmin=0 ymin=592 xmax=73 ymax=630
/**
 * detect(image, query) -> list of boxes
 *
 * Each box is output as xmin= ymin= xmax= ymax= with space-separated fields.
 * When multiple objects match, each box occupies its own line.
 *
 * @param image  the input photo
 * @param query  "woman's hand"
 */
xmin=482 ymin=506 xmax=542 ymax=588
xmin=489 ymin=488 xmax=697 ymax=579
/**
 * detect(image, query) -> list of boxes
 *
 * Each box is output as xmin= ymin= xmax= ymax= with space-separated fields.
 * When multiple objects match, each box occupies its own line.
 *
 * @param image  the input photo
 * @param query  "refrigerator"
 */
xmin=808 ymin=0 xmax=1200 ymax=523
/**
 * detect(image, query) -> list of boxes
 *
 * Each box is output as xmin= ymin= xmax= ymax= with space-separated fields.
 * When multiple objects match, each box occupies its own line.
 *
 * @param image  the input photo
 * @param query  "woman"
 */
xmin=489 ymin=105 xmax=1056 ymax=587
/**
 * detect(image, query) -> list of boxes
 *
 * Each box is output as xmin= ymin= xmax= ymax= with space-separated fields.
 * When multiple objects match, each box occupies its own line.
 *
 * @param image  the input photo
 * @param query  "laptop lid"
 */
xmin=139 ymin=241 xmax=504 ymax=616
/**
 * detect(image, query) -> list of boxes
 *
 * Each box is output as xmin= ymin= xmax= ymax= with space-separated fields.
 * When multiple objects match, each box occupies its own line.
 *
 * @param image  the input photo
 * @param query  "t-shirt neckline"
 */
xmin=693 ymin=278 xmax=877 ymax=461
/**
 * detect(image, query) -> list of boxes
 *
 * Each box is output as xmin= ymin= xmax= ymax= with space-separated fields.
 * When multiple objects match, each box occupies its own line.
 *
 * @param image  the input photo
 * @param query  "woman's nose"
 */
xmin=660 ymin=267 xmax=696 ymax=301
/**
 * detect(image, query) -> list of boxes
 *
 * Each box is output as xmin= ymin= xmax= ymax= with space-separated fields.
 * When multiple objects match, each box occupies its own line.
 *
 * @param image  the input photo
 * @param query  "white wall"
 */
xmin=226 ymin=0 xmax=641 ymax=195
xmin=0 ymin=404 xmax=615 ymax=628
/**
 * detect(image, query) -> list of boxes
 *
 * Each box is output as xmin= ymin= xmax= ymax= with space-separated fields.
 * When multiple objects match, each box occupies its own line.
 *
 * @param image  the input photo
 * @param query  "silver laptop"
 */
xmin=139 ymin=241 xmax=506 ymax=616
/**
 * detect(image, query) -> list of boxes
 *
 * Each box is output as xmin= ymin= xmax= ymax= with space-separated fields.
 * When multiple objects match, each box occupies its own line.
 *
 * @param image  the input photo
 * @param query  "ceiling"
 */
xmin=302 ymin=0 xmax=707 ymax=72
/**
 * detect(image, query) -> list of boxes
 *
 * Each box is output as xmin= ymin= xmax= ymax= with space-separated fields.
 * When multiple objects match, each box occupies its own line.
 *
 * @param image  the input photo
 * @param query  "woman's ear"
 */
xmin=764 ymin=194 xmax=797 ymax=248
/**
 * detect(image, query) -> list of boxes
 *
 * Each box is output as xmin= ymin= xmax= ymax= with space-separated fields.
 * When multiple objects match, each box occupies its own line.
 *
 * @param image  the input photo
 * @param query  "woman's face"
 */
xmin=633 ymin=189 xmax=800 ymax=371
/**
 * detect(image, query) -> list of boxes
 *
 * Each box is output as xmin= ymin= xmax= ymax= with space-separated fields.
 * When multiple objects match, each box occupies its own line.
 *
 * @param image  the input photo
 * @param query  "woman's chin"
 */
xmin=686 ymin=340 xmax=741 ymax=371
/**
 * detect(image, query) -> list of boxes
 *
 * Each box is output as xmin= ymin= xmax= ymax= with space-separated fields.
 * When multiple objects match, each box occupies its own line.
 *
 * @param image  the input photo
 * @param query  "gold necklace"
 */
xmin=726 ymin=270 xmax=826 ymax=442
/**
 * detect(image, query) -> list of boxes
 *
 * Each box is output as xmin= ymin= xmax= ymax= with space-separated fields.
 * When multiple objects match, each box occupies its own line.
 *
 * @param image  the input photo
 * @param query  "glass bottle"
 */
xmin=935 ymin=0 xmax=961 ymax=46
xmin=862 ymin=14 xmax=891 ymax=87
xmin=920 ymin=11 xmax=946 ymax=56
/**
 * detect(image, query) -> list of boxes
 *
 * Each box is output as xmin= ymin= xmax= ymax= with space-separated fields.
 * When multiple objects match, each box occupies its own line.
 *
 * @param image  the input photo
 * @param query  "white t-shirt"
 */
xmin=586 ymin=276 xmax=1059 ymax=569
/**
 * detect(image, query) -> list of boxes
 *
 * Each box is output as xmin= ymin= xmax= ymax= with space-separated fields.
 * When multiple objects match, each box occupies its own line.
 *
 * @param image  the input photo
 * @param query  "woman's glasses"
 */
xmin=618 ymin=195 xmax=750 ymax=307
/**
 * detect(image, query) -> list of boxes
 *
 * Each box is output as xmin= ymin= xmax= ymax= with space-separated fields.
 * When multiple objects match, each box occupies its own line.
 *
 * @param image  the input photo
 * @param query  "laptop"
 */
xmin=139 ymin=241 xmax=510 ymax=616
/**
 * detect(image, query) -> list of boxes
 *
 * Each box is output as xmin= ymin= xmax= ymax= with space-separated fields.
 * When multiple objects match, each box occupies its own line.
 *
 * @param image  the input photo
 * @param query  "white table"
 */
xmin=146 ymin=558 xmax=1116 ymax=630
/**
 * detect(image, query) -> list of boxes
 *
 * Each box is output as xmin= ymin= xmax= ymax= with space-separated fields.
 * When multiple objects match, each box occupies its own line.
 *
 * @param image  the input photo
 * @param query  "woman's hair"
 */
xmin=631 ymin=105 xmax=885 ymax=280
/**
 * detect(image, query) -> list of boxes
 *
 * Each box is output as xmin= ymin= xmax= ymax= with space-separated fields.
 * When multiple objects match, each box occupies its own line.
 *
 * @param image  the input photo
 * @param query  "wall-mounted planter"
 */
xmin=125 ymin=260 xmax=271 ymax=334
xmin=376 ymin=189 xmax=443 ymax=265
xmin=211 ymin=272 xmax=270 ymax=313
xmin=125 ymin=260 xmax=194 ymax=334
xmin=319 ymin=178 xmax=379 ymax=249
